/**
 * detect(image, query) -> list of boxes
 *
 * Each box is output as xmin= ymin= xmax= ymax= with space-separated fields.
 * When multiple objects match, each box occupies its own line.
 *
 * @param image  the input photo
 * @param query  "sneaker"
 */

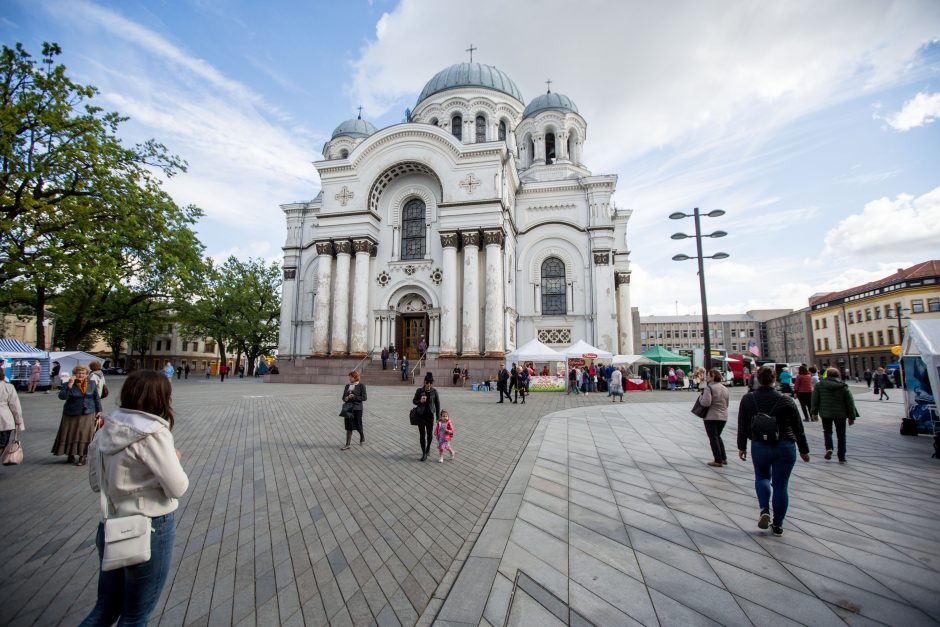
xmin=438 ymin=458 xmax=443 ymax=463
xmin=772 ymin=525 xmax=783 ymax=537
xmin=340 ymin=445 xmax=351 ymax=451
xmin=824 ymin=450 xmax=833 ymax=460
xmin=707 ymin=461 xmax=723 ymax=467
xmin=838 ymin=459 xmax=846 ymax=464
xmin=758 ymin=509 xmax=771 ymax=529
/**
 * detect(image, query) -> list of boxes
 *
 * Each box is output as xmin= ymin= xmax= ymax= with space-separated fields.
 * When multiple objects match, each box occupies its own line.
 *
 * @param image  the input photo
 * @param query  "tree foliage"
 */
xmin=179 ymin=257 xmax=281 ymax=375
xmin=0 ymin=42 xmax=203 ymax=347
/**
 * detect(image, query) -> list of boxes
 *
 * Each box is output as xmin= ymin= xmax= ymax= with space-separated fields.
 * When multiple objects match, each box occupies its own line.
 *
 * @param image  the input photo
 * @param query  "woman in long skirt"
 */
xmin=52 ymin=365 xmax=101 ymax=466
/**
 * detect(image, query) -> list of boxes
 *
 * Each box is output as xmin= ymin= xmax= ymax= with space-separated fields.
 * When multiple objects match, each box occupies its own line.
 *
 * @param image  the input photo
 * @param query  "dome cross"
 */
xmin=545 ymin=79 xmax=552 ymax=93
xmin=466 ymin=44 xmax=477 ymax=63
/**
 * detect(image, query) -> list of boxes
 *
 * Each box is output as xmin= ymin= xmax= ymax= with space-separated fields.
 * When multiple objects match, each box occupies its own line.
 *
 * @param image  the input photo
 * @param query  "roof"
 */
xmin=0 ymin=338 xmax=45 ymax=354
xmin=639 ymin=314 xmax=758 ymax=324
xmin=505 ymin=338 xmax=564 ymax=361
xmin=417 ymin=62 xmax=523 ymax=104
xmin=809 ymin=260 xmax=940 ymax=306
xmin=523 ymin=91 xmax=579 ymax=118
xmin=331 ymin=117 xmax=378 ymax=140
xmin=641 ymin=346 xmax=691 ymax=364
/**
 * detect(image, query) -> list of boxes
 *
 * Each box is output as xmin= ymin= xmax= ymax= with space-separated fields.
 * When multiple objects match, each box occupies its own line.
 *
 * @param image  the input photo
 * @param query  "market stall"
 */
xmin=50 ymin=351 xmax=104 ymax=379
xmin=505 ymin=338 xmax=566 ymax=391
xmin=612 ymin=355 xmax=655 ymax=390
xmin=0 ymin=338 xmax=50 ymax=390
xmin=900 ymin=320 xmax=940 ymax=435
xmin=641 ymin=346 xmax=692 ymax=389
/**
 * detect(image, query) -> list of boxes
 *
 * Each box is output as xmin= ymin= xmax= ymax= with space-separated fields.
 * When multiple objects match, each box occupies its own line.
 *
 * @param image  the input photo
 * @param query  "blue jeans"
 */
xmin=750 ymin=441 xmax=797 ymax=526
xmin=80 ymin=512 xmax=176 ymax=626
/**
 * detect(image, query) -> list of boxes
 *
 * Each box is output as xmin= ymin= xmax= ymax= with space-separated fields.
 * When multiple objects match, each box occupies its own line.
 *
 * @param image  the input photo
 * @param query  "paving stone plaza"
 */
xmin=0 ymin=378 xmax=938 ymax=626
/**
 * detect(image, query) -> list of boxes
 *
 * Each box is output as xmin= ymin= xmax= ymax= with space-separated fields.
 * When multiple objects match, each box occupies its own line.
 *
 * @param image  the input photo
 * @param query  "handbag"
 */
xmin=2 ymin=430 xmax=23 ymax=465
xmin=691 ymin=385 xmax=709 ymax=418
xmin=339 ymin=401 xmax=354 ymax=419
xmin=96 ymin=450 xmax=152 ymax=571
xmin=409 ymin=406 xmax=421 ymax=426
xmin=101 ymin=384 xmax=109 ymax=399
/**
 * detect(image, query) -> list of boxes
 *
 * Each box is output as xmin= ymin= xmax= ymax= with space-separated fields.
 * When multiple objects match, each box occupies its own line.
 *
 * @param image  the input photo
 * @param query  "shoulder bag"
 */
xmin=2 ymin=430 xmax=23 ymax=465
xmin=409 ymin=406 xmax=421 ymax=426
xmin=96 ymin=450 xmax=152 ymax=571
xmin=691 ymin=386 xmax=710 ymax=418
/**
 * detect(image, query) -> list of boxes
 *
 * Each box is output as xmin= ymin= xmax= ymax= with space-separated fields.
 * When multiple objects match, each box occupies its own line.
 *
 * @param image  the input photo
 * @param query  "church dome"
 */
xmin=418 ymin=62 xmax=523 ymax=104
xmin=331 ymin=117 xmax=378 ymax=139
xmin=522 ymin=92 xmax=579 ymax=119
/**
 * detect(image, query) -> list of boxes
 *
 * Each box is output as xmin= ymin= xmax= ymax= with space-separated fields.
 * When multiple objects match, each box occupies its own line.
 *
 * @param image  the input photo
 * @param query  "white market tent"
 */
xmin=900 ymin=319 xmax=940 ymax=434
xmin=0 ymin=339 xmax=49 ymax=386
xmin=563 ymin=340 xmax=613 ymax=360
xmin=505 ymin=338 xmax=565 ymax=365
xmin=50 ymin=351 xmax=103 ymax=375
xmin=612 ymin=354 xmax=655 ymax=365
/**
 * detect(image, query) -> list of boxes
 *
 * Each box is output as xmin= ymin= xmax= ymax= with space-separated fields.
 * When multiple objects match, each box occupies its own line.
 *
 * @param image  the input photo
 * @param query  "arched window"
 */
xmin=541 ymin=257 xmax=566 ymax=314
xmin=401 ymin=199 xmax=427 ymax=260
xmin=498 ymin=120 xmax=507 ymax=141
xmin=429 ymin=117 xmax=438 ymax=127
xmin=545 ymin=132 xmax=556 ymax=163
xmin=451 ymin=114 xmax=462 ymax=140
xmin=475 ymin=115 xmax=486 ymax=142
xmin=339 ymin=149 xmax=349 ymax=159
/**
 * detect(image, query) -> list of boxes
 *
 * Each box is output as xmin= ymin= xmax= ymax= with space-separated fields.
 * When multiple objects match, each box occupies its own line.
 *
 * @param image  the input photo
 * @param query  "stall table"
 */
xmin=625 ymin=378 xmax=647 ymax=391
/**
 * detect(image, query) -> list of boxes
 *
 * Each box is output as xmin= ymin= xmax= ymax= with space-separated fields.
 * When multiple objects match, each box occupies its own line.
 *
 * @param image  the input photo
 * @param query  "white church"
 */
xmin=275 ymin=60 xmax=634 ymax=383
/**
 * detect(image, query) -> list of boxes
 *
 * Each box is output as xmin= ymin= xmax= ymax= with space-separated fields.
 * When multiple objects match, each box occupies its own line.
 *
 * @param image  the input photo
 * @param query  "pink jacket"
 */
xmin=435 ymin=419 xmax=453 ymax=442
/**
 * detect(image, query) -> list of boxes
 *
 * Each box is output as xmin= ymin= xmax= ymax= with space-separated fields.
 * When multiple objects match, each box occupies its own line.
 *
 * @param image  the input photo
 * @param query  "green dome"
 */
xmin=331 ymin=117 xmax=378 ymax=140
xmin=523 ymin=92 xmax=579 ymax=118
xmin=418 ymin=62 xmax=523 ymax=104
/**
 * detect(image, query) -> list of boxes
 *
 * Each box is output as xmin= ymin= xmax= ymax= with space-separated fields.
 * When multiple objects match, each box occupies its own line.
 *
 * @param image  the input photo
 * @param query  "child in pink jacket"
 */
xmin=436 ymin=410 xmax=455 ymax=463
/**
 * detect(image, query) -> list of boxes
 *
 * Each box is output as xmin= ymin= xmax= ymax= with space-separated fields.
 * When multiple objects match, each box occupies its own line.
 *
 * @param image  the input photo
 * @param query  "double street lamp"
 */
xmin=670 ymin=208 xmax=729 ymax=370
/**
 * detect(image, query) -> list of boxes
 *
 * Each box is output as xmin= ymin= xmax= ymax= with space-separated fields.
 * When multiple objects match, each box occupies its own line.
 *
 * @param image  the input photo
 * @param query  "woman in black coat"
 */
xmin=340 ymin=371 xmax=367 ymax=450
xmin=412 ymin=374 xmax=440 ymax=461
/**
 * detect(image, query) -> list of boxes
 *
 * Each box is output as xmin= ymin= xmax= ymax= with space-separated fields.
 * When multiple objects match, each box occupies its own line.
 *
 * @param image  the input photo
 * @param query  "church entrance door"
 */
xmin=397 ymin=314 xmax=428 ymax=361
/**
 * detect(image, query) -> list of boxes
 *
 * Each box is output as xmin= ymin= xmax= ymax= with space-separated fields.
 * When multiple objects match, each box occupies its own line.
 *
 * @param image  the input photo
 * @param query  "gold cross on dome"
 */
xmin=335 ymin=186 xmax=354 ymax=206
xmin=459 ymin=173 xmax=481 ymax=194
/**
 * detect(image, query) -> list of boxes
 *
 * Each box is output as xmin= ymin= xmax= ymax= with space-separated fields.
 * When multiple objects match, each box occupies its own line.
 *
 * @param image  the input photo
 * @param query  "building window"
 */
xmin=154 ymin=340 xmax=161 ymax=351
xmin=911 ymin=299 xmax=924 ymax=313
xmin=498 ymin=120 xmax=507 ymax=141
xmin=666 ymin=330 xmax=672 ymax=339
xmin=877 ymin=330 xmax=884 ymax=345
xmin=545 ymin=132 xmax=556 ymax=163
xmin=475 ymin=115 xmax=486 ymax=142
xmin=929 ymin=298 xmax=940 ymax=312
xmin=885 ymin=306 xmax=893 ymax=318
xmin=540 ymin=257 xmax=567 ymax=315
xmin=165 ymin=340 xmax=171 ymax=352
xmin=865 ymin=309 xmax=872 ymax=321
xmin=822 ymin=318 xmax=827 ymax=329
xmin=451 ymin=114 xmax=462 ymax=140
xmin=874 ymin=307 xmax=882 ymax=319
xmin=824 ymin=338 xmax=830 ymax=350
xmin=182 ymin=341 xmax=188 ymax=351
xmin=867 ymin=332 xmax=874 ymax=346
xmin=888 ymin=328 xmax=895 ymax=344
xmin=205 ymin=341 xmax=215 ymax=353
xmin=850 ymin=334 xmax=857 ymax=348
xmin=816 ymin=338 xmax=822 ymax=351
xmin=858 ymin=334 xmax=865 ymax=347
xmin=192 ymin=342 xmax=199 ymax=353
xmin=400 ymin=198 xmax=427 ymax=260
xmin=848 ymin=312 xmax=854 ymax=324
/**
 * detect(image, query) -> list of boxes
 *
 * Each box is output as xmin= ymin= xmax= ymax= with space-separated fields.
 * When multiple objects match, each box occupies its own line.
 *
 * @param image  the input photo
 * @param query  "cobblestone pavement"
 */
xmin=2 ymin=379 xmax=937 ymax=626
xmin=0 ymin=377 xmax=658 ymax=626
xmin=439 ymin=385 xmax=940 ymax=626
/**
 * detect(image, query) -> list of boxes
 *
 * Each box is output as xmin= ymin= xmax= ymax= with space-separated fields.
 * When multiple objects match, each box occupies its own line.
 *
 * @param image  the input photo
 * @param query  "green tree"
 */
xmin=0 ymin=42 xmax=197 ymax=347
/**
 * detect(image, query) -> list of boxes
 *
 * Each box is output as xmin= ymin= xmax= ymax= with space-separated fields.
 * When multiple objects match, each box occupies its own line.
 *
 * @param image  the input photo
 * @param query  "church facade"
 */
xmin=276 ymin=62 xmax=634 ymax=372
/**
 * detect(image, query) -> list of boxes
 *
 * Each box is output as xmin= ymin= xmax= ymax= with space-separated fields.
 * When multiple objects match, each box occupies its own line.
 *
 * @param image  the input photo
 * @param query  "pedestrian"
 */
xmin=390 ymin=346 xmax=398 ymax=370
xmin=339 ymin=371 xmax=367 ymax=450
xmin=381 ymin=346 xmax=389 ymax=370
xmin=0 ymin=370 xmax=25 ymax=455
xmin=184 ymin=363 xmax=190 ymax=379
xmin=737 ymin=367 xmax=810 ymax=537
xmin=581 ymin=366 xmax=591 ymax=395
xmin=792 ymin=365 xmax=815 ymax=421
xmin=567 ymin=366 xmax=579 ymax=395
xmin=452 ymin=365 xmax=461 ymax=386
xmin=587 ymin=364 xmax=597 ymax=393
xmin=699 ymin=369 xmax=730 ymax=467
xmin=435 ymin=409 xmax=455 ymax=463
xmin=418 ymin=336 xmax=427 ymax=357
xmin=509 ymin=365 xmax=520 ymax=403
xmin=412 ymin=374 xmax=440 ymax=462
xmin=811 ymin=367 xmax=858 ymax=463
xmin=667 ymin=367 xmax=677 ymax=391
xmin=497 ymin=365 xmax=510 ymax=403
xmin=27 ymin=360 xmax=41 ymax=393
xmin=163 ymin=360 xmax=174 ymax=380
xmin=778 ymin=367 xmax=793 ymax=395
xmin=219 ymin=363 xmax=229 ymax=382
xmin=809 ymin=366 xmax=820 ymax=386
xmin=79 ymin=369 xmax=189 ymax=626
xmin=893 ymin=366 xmax=902 ymax=389
xmin=873 ymin=367 xmax=889 ymax=400
xmin=863 ymin=368 xmax=872 ymax=388
xmin=89 ymin=361 xmax=108 ymax=402
xmin=640 ymin=366 xmax=652 ymax=391
xmin=176 ymin=364 xmax=182 ymax=380
xmin=47 ymin=361 xmax=61 ymax=394
xmin=609 ymin=366 xmax=624 ymax=402
xmin=53 ymin=365 xmax=102 ymax=466
xmin=401 ymin=357 xmax=409 ymax=381
xmin=517 ymin=366 xmax=529 ymax=404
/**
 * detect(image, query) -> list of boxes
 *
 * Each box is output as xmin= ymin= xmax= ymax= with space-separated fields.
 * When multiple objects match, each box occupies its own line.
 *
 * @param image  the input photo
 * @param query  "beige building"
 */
xmin=809 ymin=261 xmax=940 ymax=375
xmin=638 ymin=312 xmax=769 ymax=356
xmin=1 ymin=314 xmax=54 ymax=350
xmin=127 ymin=323 xmax=242 ymax=375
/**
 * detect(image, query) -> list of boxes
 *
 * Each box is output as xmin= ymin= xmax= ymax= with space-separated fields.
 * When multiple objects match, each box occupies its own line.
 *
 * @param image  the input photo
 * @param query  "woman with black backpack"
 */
xmin=737 ymin=367 xmax=810 ymax=537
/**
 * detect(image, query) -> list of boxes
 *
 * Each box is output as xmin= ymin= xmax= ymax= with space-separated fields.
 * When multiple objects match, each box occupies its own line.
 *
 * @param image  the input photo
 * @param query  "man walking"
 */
xmin=497 ymin=366 xmax=510 ymax=403
xmin=863 ymin=368 xmax=872 ymax=388
xmin=811 ymin=367 xmax=859 ymax=463
xmin=381 ymin=346 xmax=389 ymax=370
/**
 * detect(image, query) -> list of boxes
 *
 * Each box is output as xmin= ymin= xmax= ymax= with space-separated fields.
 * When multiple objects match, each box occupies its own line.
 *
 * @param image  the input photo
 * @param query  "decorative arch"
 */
xmin=528 ymin=246 xmax=577 ymax=284
xmin=368 ymin=161 xmax=444 ymax=214
xmin=388 ymin=185 xmax=438 ymax=228
xmin=384 ymin=281 xmax=438 ymax=310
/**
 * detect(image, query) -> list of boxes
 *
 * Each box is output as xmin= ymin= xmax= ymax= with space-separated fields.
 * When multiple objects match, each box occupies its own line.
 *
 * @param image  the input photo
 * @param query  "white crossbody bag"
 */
xmin=96 ymin=450 xmax=153 ymax=571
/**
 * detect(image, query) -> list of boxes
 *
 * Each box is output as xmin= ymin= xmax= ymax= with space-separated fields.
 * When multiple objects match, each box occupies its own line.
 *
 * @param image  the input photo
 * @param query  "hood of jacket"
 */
xmin=95 ymin=408 xmax=170 ymax=455
xmin=815 ymin=378 xmax=847 ymax=393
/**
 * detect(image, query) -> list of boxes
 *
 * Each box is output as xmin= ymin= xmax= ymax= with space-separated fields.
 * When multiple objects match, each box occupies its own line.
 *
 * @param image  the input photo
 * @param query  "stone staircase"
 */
xmin=265 ymin=356 xmax=506 ymax=387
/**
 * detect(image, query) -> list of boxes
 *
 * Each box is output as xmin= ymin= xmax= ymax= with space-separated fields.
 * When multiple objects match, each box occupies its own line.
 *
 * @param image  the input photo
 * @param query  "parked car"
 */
xmin=103 ymin=367 xmax=127 ymax=375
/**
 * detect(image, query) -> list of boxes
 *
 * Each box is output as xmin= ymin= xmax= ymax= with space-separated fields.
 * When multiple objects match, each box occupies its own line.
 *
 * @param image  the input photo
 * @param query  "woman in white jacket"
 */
xmin=0 ymin=371 xmax=25 ymax=453
xmin=80 ymin=370 xmax=189 ymax=626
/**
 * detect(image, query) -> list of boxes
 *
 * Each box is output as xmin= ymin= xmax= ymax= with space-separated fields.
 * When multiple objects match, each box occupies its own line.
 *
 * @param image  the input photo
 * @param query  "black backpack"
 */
xmin=750 ymin=395 xmax=781 ymax=443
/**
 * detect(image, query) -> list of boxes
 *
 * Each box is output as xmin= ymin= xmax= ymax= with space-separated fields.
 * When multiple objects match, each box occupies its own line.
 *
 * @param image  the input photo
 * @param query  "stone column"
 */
xmin=557 ymin=131 xmax=569 ymax=161
xmin=278 ymin=265 xmax=297 ymax=356
xmin=461 ymin=231 xmax=481 ymax=355
xmin=616 ymin=271 xmax=634 ymax=354
xmin=483 ymin=229 xmax=505 ymax=357
xmin=330 ymin=240 xmax=352 ymax=354
xmin=592 ymin=250 xmax=616 ymax=353
xmin=311 ymin=242 xmax=334 ymax=356
xmin=439 ymin=232 xmax=459 ymax=357
xmin=533 ymin=132 xmax=545 ymax=164
xmin=349 ymin=239 xmax=373 ymax=356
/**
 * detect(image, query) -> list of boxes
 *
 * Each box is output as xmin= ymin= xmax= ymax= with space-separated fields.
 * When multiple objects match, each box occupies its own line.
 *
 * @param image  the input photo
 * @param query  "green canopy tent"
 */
xmin=641 ymin=346 xmax=691 ymax=389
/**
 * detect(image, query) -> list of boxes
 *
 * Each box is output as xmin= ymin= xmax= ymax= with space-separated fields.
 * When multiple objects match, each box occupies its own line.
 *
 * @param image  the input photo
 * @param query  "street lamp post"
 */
xmin=670 ymin=208 xmax=728 ymax=371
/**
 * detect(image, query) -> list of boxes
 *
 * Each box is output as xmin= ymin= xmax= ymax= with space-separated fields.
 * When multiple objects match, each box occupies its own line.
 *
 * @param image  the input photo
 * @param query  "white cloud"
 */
xmin=885 ymin=91 xmax=940 ymax=131
xmin=823 ymin=186 xmax=940 ymax=256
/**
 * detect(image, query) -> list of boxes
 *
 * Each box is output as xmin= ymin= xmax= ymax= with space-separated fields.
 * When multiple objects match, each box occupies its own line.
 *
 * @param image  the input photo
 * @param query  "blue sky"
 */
xmin=3 ymin=0 xmax=939 ymax=315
